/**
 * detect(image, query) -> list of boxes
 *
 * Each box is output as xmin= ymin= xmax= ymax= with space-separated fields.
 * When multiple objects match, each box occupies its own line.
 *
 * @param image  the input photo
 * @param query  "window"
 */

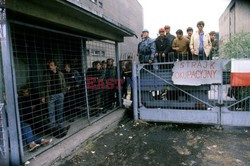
xmin=89 ymin=49 xmax=105 ymax=57
xmin=99 ymin=1 xmax=103 ymax=8
xmin=90 ymin=0 xmax=97 ymax=4
xmin=86 ymin=49 xmax=90 ymax=56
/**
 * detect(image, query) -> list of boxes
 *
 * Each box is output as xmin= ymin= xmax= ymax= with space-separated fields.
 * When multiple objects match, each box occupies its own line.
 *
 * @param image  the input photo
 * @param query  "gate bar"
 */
xmin=115 ymin=42 xmax=122 ymax=107
xmin=227 ymin=96 xmax=250 ymax=109
xmin=132 ymin=62 xmax=138 ymax=120
xmin=81 ymin=38 xmax=91 ymax=122
xmin=1 ymin=12 xmax=21 ymax=165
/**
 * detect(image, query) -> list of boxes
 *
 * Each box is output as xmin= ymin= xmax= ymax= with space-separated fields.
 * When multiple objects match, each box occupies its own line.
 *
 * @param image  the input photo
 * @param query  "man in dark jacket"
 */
xmin=138 ymin=29 xmax=155 ymax=64
xmin=138 ymin=29 xmax=157 ymax=104
xmin=63 ymin=63 xmax=82 ymax=122
xmin=138 ymin=29 xmax=156 ymax=70
xmin=186 ymin=27 xmax=193 ymax=60
xmin=104 ymin=58 xmax=117 ymax=110
xmin=155 ymin=28 xmax=171 ymax=69
xmin=42 ymin=60 xmax=69 ymax=138
xmin=164 ymin=25 xmax=176 ymax=63
xmin=87 ymin=61 xmax=105 ymax=116
xmin=208 ymin=31 xmax=219 ymax=60
xmin=19 ymin=86 xmax=52 ymax=151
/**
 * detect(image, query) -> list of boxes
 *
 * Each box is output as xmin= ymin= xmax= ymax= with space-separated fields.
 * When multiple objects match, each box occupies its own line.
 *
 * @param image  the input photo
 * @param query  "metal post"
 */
xmin=0 ymin=9 xmax=21 ymax=165
xmin=81 ymin=38 xmax=91 ymax=122
xmin=0 ymin=51 xmax=9 ymax=165
xmin=0 ymin=104 xmax=9 ymax=166
xmin=132 ymin=62 xmax=138 ymax=120
xmin=0 ymin=24 xmax=8 ymax=165
xmin=138 ymin=65 xmax=142 ymax=107
xmin=115 ymin=42 xmax=122 ymax=107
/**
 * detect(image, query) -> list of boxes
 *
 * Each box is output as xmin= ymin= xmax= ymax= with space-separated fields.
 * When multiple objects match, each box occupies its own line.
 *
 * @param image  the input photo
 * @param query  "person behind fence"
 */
xmin=208 ymin=31 xmax=219 ymax=60
xmin=63 ymin=63 xmax=82 ymax=122
xmin=121 ymin=60 xmax=132 ymax=101
xmin=137 ymin=33 xmax=144 ymax=57
xmin=19 ymin=86 xmax=52 ymax=152
xmin=87 ymin=61 xmax=105 ymax=116
xmin=190 ymin=21 xmax=212 ymax=60
xmin=138 ymin=29 xmax=156 ymax=70
xmin=42 ymin=60 xmax=70 ymax=138
xmin=104 ymin=58 xmax=117 ymax=110
xmin=18 ymin=85 xmax=44 ymax=134
xmin=101 ymin=60 xmax=107 ymax=71
xmin=186 ymin=27 xmax=193 ymax=60
xmin=155 ymin=28 xmax=171 ymax=69
xmin=172 ymin=29 xmax=190 ymax=61
xmin=164 ymin=25 xmax=176 ymax=63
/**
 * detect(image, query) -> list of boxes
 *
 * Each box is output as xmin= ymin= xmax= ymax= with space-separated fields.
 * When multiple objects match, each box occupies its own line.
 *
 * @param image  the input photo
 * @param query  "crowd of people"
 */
xmin=17 ymin=20 xmax=220 ymax=152
xmin=137 ymin=21 xmax=219 ymax=67
xmin=18 ymin=58 xmax=118 ymax=152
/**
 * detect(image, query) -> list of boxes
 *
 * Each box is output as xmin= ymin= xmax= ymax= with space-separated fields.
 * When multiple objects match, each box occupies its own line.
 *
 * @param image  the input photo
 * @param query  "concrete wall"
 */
xmin=219 ymin=0 xmax=250 ymax=44
xmin=104 ymin=0 xmax=143 ymax=60
xmin=67 ymin=0 xmax=143 ymax=60
xmin=234 ymin=1 xmax=250 ymax=33
xmin=219 ymin=2 xmax=231 ymax=43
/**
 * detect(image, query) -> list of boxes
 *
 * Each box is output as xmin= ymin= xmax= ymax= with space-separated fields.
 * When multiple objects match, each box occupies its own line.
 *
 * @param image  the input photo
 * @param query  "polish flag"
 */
xmin=231 ymin=59 xmax=250 ymax=87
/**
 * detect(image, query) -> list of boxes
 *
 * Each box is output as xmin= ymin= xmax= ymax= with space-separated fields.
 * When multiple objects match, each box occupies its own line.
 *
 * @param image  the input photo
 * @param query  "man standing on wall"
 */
xmin=172 ymin=29 xmax=190 ymax=61
xmin=164 ymin=25 xmax=176 ymax=63
xmin=208 ymin=31 xmax=219 ymax=60
xmin=190 ymin=21 xmax=212 ymax=60
xmin=186 ymin=27 xmax=193 ymax=60
xmin=42 ymin=60 xmax=69 ymax=138
xmin=138 ymin=29 xmax=156 ymax=69
xmin=155 ymin=28 xmax=171 ymax=68
xmin=137 ymin=29 xmax=156 ymax=105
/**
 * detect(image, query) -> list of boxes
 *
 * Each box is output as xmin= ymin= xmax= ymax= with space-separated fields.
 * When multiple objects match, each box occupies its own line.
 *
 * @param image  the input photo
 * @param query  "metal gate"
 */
xmin=132 ymin=61 xmax=250 ymax=127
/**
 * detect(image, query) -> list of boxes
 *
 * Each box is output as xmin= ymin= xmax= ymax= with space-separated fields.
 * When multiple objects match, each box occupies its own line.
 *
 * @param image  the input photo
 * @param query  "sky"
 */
xmin=137 ymin=0 xmax=231 ymax=38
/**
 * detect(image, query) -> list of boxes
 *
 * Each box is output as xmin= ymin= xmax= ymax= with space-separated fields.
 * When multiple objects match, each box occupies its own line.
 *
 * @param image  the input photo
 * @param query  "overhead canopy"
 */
xmin=6 ymin=0 xmax=136 ymax=42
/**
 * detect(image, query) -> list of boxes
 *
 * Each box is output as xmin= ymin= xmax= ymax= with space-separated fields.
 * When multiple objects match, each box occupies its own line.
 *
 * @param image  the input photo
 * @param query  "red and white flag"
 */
xmin=231 ymin=59 xmax=250 ymax=87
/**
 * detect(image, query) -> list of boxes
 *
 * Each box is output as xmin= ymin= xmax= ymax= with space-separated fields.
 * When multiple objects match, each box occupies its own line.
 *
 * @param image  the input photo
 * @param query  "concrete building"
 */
xmin=219 ymin=0 xmax=250 ymax=43
xmin=0 ymin=0 xmax=143 ymax=165
xmin=67 ymin=0 xmax=143 ymax=60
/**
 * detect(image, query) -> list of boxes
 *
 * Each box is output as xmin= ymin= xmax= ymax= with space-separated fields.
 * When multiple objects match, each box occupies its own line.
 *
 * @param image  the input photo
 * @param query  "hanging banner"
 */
xmin=231 ymin=59 xmax=250 ymax=87
xmin=172 ymin=60 xmax=224 ymax=86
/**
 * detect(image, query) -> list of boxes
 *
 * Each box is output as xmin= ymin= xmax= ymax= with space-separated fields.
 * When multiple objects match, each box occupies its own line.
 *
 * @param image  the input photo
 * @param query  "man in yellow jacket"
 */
xmin=190 ymin=21 xmax=212 ymax=60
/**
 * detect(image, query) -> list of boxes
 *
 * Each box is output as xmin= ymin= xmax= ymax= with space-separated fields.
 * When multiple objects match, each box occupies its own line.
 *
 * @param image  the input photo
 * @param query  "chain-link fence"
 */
xmin=9 ymin=22 xmax=121 ymax=162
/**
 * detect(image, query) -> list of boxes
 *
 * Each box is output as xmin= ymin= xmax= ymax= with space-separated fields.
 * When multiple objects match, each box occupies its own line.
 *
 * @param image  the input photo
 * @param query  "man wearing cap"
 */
xmin=138 ymin=29 xmax=156 ymax=68
xmin=190 ymin=21 xmax=212 ymax=60
xmin=155 ymin=28 xmax=171 ymax=66
xmin=172 ymin=29 xmax=190 ymax=61
xmin=164 ymin=25 xmax=176 ymax=63
xmin=138 ymin=29 xmax=156 ymax=105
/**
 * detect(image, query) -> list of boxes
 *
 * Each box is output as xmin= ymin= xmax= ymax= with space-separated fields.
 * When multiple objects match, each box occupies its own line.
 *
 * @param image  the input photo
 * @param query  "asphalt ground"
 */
xmin=59 ymin=112 xmax=250 ymax=166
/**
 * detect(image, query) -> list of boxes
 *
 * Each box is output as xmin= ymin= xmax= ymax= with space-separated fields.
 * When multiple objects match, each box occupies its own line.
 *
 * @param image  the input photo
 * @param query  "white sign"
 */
xmin=172 ymin=60 xmax=224 ymax=86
